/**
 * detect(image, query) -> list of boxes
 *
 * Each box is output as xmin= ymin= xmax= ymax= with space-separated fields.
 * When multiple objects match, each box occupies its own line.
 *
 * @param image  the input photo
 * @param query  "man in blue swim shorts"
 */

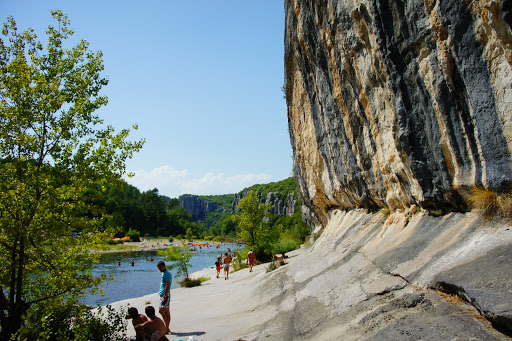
xmin=157 ymin=261 xmax=172 ymax=334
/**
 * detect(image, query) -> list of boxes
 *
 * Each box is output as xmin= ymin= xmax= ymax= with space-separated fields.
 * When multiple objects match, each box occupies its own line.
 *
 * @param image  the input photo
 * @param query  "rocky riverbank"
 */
xmin=108 ymin=210 xmax=511 ymax=340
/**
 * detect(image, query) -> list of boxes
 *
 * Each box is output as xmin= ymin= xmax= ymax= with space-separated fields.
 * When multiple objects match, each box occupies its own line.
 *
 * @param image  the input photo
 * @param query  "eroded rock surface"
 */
xmin=245 ymin=211 xmax=511 ymax=340
xmin=285 ymin=0 xmax=512 ymax=224
xmin=282 ymin=0 xmax=512 ymax=338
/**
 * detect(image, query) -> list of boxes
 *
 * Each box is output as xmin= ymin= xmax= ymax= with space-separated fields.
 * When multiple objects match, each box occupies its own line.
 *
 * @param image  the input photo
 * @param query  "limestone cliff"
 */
xmin=178 ymin=195 xmax=218 ymax=221
xmin=283 ymin=0 xmax=512 ymax=338
xmin=285 ymin=0 xmax=512 ymax=226
xmin=231 ymin=190 xmax=300 ymax=216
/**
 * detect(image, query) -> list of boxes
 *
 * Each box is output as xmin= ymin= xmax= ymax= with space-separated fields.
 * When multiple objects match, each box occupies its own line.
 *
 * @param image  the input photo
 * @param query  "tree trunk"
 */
xmin=2 ymin=235 xmax=28 ymax=339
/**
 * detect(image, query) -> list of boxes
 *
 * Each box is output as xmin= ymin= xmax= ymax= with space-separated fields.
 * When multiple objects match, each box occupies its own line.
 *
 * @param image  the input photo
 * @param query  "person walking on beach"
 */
xmin=134 ymin=306 xmax=169 ymax=341
xmin=215 ymin=256 xmax=222 ymax=278
xmin=247 ymin=249 xmax=256 ymax=272
xmin=223 ymin=252 xmax=232 ymax=280
xmin=126 ymin=307 xmax=148 ymax=341
xmin=157 ymin=261 xmax=172 ymax=334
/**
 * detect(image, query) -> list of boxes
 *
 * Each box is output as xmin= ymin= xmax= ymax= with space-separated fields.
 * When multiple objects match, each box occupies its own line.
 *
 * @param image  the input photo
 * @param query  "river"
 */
xmin=82 ymin=243 xmax=241 ymax=307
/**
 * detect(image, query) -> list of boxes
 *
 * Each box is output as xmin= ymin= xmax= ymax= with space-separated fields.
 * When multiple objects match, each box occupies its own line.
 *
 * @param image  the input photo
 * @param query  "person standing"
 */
xmin=157 ymin=261 xmax=172 ymax=334
xmin=223 ymin=252 xmax=232 ymax=280
xmin=247 ymin=249 xmax=256 ymax=272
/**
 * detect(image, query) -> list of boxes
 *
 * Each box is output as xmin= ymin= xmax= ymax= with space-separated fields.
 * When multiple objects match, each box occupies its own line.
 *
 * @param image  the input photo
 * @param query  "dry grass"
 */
xmin=467 ymin=188 xmax=512 ymax=220
xmin=379 ymin=205 xmax=391 ymax=217
xmin=435 ymin=290 xmax=490 ymax=325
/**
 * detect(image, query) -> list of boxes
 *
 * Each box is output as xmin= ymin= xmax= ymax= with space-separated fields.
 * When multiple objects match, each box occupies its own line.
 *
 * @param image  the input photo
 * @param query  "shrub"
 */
xmin=197 ymin=276 xmax=210 ymax=283
xmin=106 ymin=238 xmax=120 ymax=245
xmin=126 ymin=228 xmax=141 ymax=242
xmin=168 ymin=236 xmax=174 ymax=243
xmin=265 ymin=258 xmax=279 ymax=273
xmin=273 ymin=238 xmax=298 ymax=255
xmin=17 ymin=300 xmax=127 ymax=341
xmin=73 ymin=305 xmax=128 ymax=341
xmin=231 ymin=249 xmax=249 ymax=272
xmin=180 ymin=279 xmax=201 ymax=287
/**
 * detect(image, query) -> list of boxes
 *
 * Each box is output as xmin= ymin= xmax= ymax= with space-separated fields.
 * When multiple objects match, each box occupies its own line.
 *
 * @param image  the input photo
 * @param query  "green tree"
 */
xmin=0 ymin=11 xmax=144 ymax=339
xmin=158 ymin=246 xmax=195 ymax=281
xmin=165 ymin=204 xmax=191 ymax=237
xmin=233 ymin=191 xmax=276 ymax=259
xmin=185 ymin=227 xmax=194 ymax=240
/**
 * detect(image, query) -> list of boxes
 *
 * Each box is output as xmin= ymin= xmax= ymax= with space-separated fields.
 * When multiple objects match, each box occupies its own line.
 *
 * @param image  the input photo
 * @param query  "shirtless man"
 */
xmin=223 ymin=252 xmax=232 ymax=280
xmin=134 ymin=306 xmax=169 ymax=341
xmin=126 ymin=307 xmax=148 ymax=341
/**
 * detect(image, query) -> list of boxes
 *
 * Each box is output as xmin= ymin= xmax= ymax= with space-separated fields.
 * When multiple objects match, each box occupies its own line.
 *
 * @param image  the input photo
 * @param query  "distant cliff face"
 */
xmin=285 ymin=0 xmax=512 ymax=226
xmin=232 ymin=190 xmax=299 ymax=216
xmin=179 ymin=196 xmax=218 ymax=221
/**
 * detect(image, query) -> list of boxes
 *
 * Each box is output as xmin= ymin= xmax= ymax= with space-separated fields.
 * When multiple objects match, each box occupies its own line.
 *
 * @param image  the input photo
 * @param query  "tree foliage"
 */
xmin=158 ymin=246 xmax=195 ymax=281
xmin=0 ymin=11 xmax=143 ymax=339
xmin=232 ymin=191 xmax=277 ymax=259
xmin=102 ymin=183 xmax=196 ymax=237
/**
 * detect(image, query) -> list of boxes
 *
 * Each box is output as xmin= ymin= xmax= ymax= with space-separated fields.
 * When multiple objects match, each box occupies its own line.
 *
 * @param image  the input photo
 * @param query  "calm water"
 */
xmin=83 ymin=244 xmax=241 ymax=307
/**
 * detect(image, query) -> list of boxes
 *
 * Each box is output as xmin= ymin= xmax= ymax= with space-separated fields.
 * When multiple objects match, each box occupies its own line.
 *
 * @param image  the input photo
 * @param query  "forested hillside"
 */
xmin=98 ymin=177 xmax=310 ymax=253
xmin=101 ymin=184 xmax=196 ymax=238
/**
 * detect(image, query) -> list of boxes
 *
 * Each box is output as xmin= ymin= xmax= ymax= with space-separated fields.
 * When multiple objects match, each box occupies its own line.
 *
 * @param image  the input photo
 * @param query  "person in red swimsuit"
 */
xmin=247 ymin=249 xmax=256 ymax=272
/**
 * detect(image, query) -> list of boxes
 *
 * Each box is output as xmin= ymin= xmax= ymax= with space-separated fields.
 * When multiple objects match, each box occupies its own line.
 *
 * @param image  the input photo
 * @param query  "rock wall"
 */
xmin=178 ymin=195 xmax=218 ymax=221
xmin=231 ymin=190 xmax=299 ymax=216
xmin=285 ymin=0 xmax=512 ymax=226
xmin=283 ymin=0 xmax=512 ymax=338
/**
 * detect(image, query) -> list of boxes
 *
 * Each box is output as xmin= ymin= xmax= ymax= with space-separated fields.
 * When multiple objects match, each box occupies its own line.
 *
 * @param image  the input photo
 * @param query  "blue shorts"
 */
xmin=159 ymin=294 xmax=170 ymax=309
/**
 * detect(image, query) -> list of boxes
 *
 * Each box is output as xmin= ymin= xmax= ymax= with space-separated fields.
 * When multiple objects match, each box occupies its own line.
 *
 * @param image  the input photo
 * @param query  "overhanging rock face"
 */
xmin=283 ymin=0 xmax=512 ymax=338
xmin=285 ymin=0 xmax=512 ymax=225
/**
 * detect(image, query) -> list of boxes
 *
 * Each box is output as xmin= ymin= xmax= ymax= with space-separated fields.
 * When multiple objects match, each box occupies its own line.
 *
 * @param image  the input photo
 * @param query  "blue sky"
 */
xmin=1 ymin=1 xmax=292 ymax=198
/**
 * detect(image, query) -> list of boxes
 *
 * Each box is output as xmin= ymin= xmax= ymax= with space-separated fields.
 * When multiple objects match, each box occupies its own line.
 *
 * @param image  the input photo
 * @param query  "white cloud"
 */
xmin=125 ymin=165 xmax=273 ymax=198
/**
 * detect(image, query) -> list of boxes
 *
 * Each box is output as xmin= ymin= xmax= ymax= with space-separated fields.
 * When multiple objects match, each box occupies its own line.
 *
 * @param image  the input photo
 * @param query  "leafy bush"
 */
xmin=168 ymin=236 xmax=174 ymax=243
xmin=273 ymin=238 xmax=298 ymax=254
xmin=73 ymin=305 xmax=128 ymax=341
xmin=16 ymin=300 xmax=127 ymax=341
xmin=231 ymin=249 xmax=249 ymax=272
xmin=126 ymin=228 xmax=141 ymax=242
xmin=106 ymin=238 xmax=122 ymax=245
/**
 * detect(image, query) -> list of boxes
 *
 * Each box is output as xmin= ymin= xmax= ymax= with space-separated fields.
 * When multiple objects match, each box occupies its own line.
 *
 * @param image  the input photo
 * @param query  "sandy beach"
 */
xmin=106 ymin=249 xmax=303 ymax=341
xmin=92 ymin=239 xmax=225 ymax=254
